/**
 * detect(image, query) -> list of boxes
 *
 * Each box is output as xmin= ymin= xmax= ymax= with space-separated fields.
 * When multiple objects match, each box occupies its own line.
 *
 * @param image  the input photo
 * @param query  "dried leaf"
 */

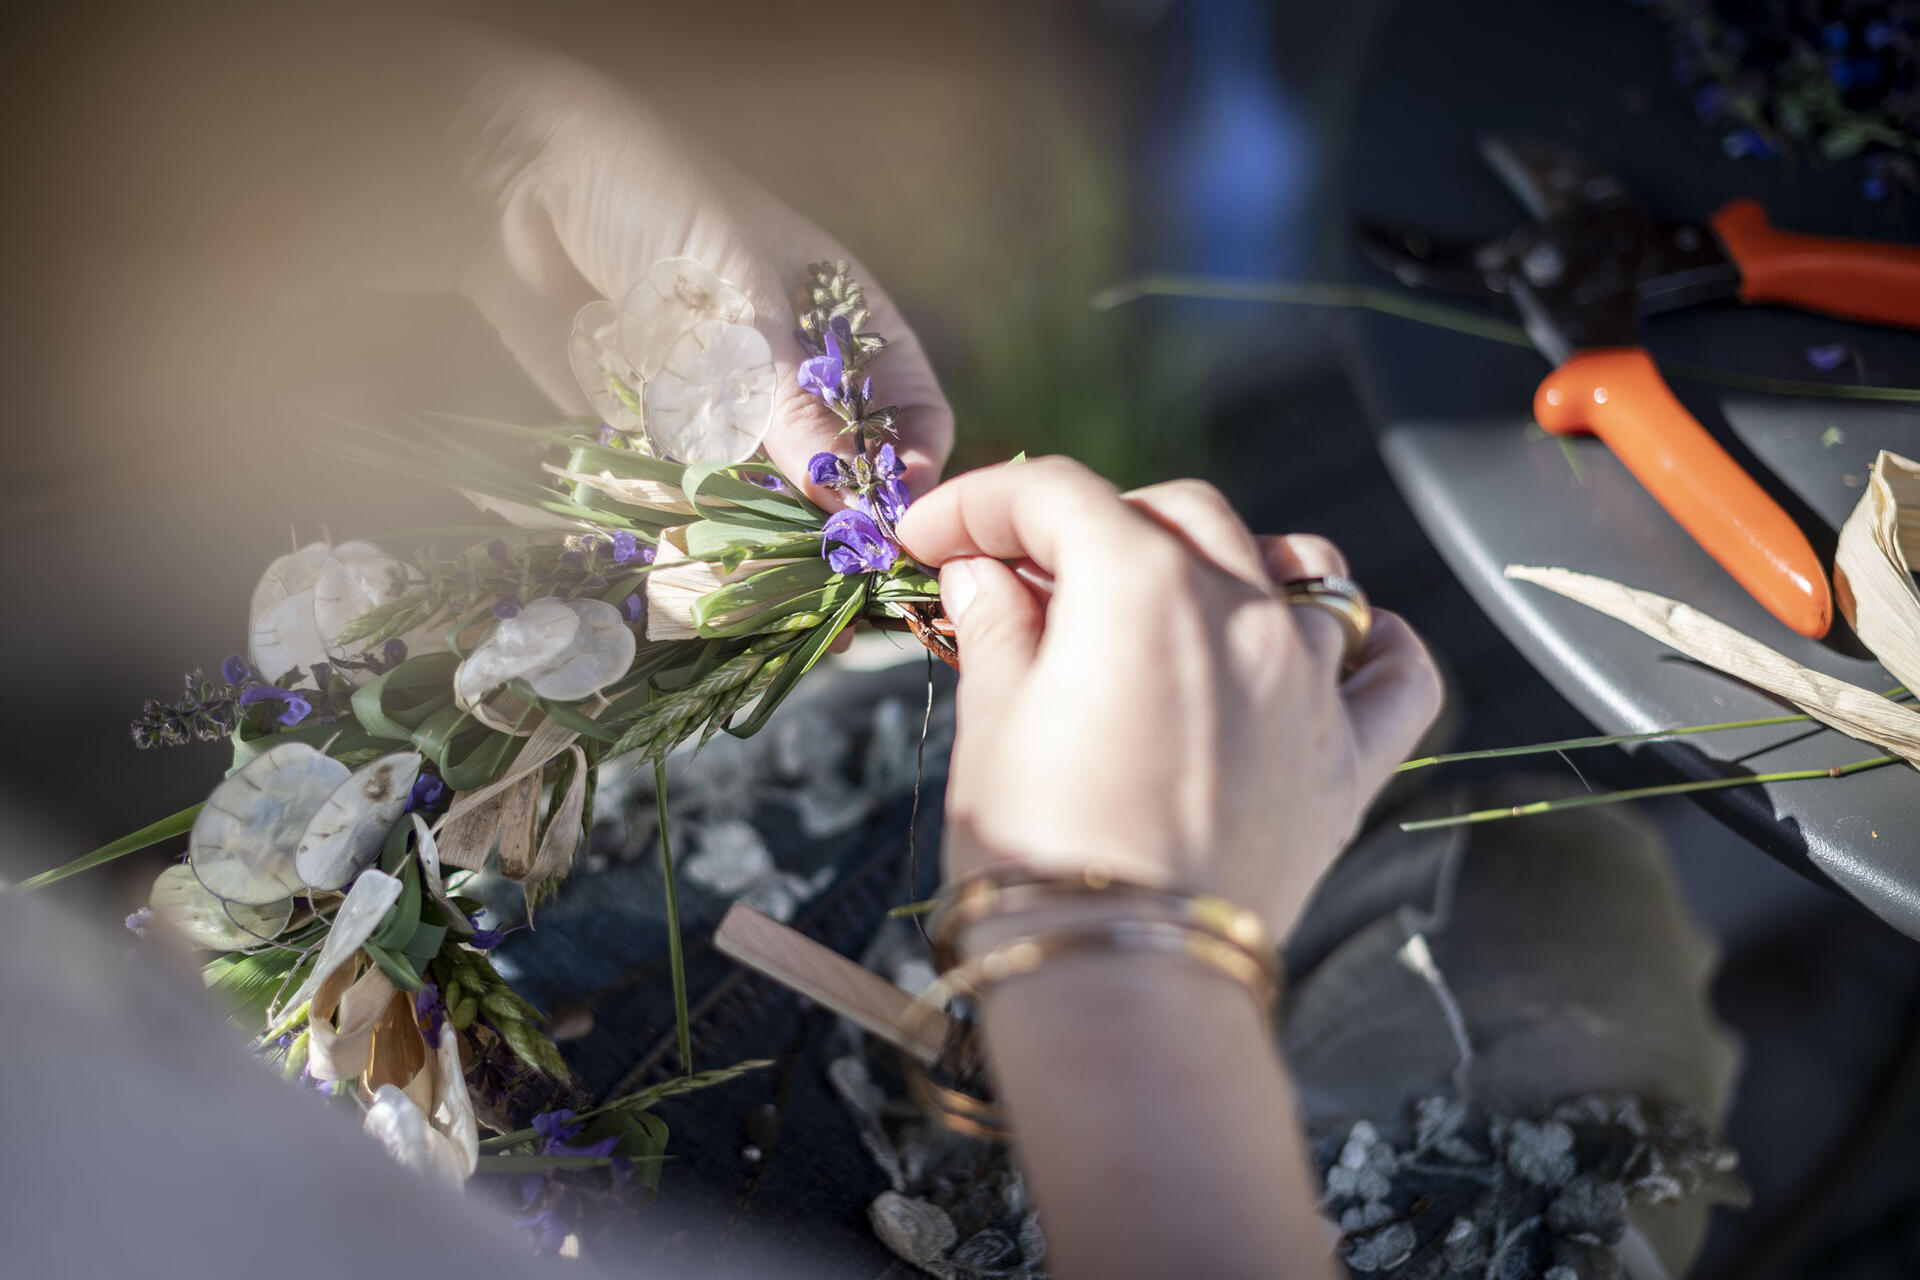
xmin=411 ymin=813 xmax=473 ymax=934
xmin=1835 ymin=450 xmax=1920 ymax=696
xmin=458 ymin=489 xmax=596 ymax=533
xmin=645 ymin=534 xmax=805 ymax=641
xmin=527 ymin=746 xmax=587 ymax=892
xmin=545 ymin=463 xmax=701 ymax=515
xmin=275 ymin=868 xmax=405 ymax=1022
xmin=365 ymin=987 xmax=431 ymax=1115
xmin=1507 ymin=565 xmax=1920 ymax=767
xmin=191 ymin=742 xmax=349 ymax=905
xmin=308 ymin=956 xmax=394 ymax=1083
xmin=295 ymin=751 xmax=422 ymax=891
xmin=493 ymin=773 xmax=543 ymax=881
xmin=147 ymin=863 xmax=292 ymax=951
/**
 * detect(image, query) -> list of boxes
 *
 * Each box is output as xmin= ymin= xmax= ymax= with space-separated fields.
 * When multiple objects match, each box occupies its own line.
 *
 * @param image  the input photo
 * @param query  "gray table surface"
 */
xmin=1337 ymin=0 xmax=1920 ymax=936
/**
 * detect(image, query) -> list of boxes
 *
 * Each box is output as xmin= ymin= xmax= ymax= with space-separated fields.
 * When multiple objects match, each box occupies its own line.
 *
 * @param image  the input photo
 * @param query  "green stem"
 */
xmin=1094 ymin=274 xmax=1920 ymax=403
xmin=1399 ymin=754 xmax=1902 ymax=832
xmin=1396 ymin=712 xmax=1824 ymax=771
xmin=655 ymin=759 xmax=692 ymax=1078
xmin=16 ymin=802 xmax=205 ymax=890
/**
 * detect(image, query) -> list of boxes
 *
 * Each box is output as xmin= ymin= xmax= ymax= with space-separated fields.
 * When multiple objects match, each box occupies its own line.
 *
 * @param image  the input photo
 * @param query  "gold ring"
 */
xmin=1279 ymin=574 xmax=1372 ymax=667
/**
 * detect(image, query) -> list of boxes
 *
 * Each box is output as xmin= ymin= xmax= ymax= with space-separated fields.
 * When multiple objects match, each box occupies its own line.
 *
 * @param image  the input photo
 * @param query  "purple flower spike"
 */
xmin=492 ymin=599 xmax=520 ymax=620
xmin=823 ymin=508 xmax=899 ymax=575
xmin=1805 ymin=343 xmax=1851 ymax=372
xmin=621 ymin=592 xmax=644 ymax=624
xmin=867 ymin=443 xmax=911 ymax=523
xmin=611 ymin=530 xmax=640 ymax=563
xmin=220 ymin=654 xmax=250 ymax=686
xmin=798 ymin=316 xmax=849 ymax=403
xmin=808 ymin=452 xmax=847 ymax=486
xmin=406 ymin=772 xmax=447 ymax=814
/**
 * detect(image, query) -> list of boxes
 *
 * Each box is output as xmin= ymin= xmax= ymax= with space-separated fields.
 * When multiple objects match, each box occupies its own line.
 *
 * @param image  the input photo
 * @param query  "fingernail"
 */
xmin=941 ymin=560 xmax=980 ymax=623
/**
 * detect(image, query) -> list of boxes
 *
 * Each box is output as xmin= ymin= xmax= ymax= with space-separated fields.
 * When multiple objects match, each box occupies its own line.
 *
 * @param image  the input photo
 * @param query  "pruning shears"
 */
xmin=1358 ymin=138 xmax=1920 ymax=639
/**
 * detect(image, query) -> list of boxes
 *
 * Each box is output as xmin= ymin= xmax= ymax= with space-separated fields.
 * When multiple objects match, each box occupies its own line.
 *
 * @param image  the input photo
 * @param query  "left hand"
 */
xmin=451 ymin=47 xmax=953 ymax=508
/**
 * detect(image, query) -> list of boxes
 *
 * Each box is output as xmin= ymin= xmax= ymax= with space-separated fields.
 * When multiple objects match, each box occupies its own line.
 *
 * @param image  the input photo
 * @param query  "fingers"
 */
xmin=940 ymin=556 xmax=1044 ymax=730
xmin=1122 ymin=481 xmax=1268 ymax=588
xmin=897 ymin=456 xmax=1160 ymax=582
xmin=1339 ymin=609 xmax=1444 ymax=784
xmin=1256 ymin=534 xmax=1355 ymax=674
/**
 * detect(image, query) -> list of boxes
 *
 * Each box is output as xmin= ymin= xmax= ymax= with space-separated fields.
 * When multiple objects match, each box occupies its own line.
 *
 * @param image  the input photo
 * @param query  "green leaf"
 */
xmin=725 ymin=583 xmax=868 ymax=739
xmin=683 ymin=518 xmax=821 ymax=563
xmin=691 ymin=559 xmax=836 ymax=634
xmin=401 ymin=921 xmax=448 ymax=970
xmin=361 ymin=939 xmax=421 ymax=991
xmin=472 ymin=1153 xmax=663 ymax=1174
xmin=656 ymin=759 xmax=692 ymax=1078
xmin=680 ymin=461 xmax=826 ymax=527
xmin=17 ymin=802 xmax=204 ymax=890
xmin=351 ymin=653 xmax=461 ymax=742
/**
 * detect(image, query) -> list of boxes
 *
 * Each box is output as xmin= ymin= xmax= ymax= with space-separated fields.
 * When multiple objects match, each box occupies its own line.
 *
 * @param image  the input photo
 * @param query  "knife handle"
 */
xmin=1711 ymin=198 xmax=1920 ymax=330
xmin=1534 ymin=347 xmax=1832 ymax=638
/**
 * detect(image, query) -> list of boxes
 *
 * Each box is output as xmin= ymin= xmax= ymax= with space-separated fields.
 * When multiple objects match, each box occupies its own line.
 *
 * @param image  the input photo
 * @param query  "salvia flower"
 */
xmin=238 ymin=685 xmax=313 ymax=727
xmin=620 ymin=592 xmax=645 ymax=625
xmin=868 ymin=442 xmax=911 ymax=524
xmin=809 ymin=452 xmax=851 ymax=487
xmin=611 ymin=531 xmax=640 ymax=563
xmin=493 ymin=599 xmax=521 ymax=620
xmin=415 ymin=982 xmax=446 ymax=1040
xmin=221 ymin=654 xmax=252 ymax=686
xmin=407 ymin=771 xmax=448 ymax=813
xmin=752 ymin=473 xmax=786 ymax=493
xmin=797 ymin=319 xmax=846 ymax=403
xmin=1805 ymin=343 xmax=1852 ymax=372
xmin=822 ymin=508 xmax=899 ymax=575
xmin=124 ymin=907 xmax=152 ymax=937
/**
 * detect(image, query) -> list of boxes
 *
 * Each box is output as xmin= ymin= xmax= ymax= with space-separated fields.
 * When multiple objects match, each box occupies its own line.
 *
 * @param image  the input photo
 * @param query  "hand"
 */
xmin=451 ymin=49 xmax=952 ymax=508
xmin=896 ymin=457 xmax=1441 ymax=934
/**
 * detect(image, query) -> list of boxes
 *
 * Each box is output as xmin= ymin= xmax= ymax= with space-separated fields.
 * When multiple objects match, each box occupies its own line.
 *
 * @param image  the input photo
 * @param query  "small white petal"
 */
xmin=523 ymin=599 xmax=636 ymax=702
xmin=643 ymin=317 xmax=776 ymax=464
xmin=410 ymin=813 xmax=472 ymax=933
xmin=294 ymin=752 xmax=422 ymax=891
xmin=453 ymin=598 xmax=582 ymax=707
xmin=363 ymin=1083 xmax=468 ymax=1187
xmin=190 ymin=743 xmax=348 ymax=905
xmin=148 ymin=863 xmax=291 ymax=951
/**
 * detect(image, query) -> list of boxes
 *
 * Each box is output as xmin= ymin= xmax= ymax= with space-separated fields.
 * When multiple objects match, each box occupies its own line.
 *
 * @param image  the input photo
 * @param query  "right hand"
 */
xmin=896 ymin=457 xmax=1441 ymax=935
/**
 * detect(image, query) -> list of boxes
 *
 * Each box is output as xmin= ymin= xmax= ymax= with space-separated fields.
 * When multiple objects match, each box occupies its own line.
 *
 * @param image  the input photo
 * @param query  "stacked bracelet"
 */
xmin=904 ymin=866 xmax=1280 ymax=1140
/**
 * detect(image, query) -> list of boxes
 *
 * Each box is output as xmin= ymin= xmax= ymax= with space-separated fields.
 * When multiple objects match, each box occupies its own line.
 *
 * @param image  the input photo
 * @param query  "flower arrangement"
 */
xmin=24 ymin=258 xmax=953 ymax=1214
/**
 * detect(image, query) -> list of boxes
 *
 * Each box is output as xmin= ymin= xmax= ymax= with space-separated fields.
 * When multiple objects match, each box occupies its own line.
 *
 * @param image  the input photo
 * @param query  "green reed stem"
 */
xmin=1396 ymin=712 xmax=1822 ymax=771
xmin=1399 ymin=753 xmax=1902 ymax=832
xmin=654 ymin=759 xmax=692 ymax=1078
xmin=1094 ymin=274 xmax=1920 ymax=403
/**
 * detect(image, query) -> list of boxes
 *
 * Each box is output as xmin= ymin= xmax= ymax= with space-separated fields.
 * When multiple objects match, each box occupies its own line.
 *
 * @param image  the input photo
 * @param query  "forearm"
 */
xmin=977 ymin=951 xmax=1338 ymax=1280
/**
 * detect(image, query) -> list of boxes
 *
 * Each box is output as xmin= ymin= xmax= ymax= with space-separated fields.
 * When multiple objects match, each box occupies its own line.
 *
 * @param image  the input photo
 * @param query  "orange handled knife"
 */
xmin=1360 ymin=139 xmax=1920 ymax=639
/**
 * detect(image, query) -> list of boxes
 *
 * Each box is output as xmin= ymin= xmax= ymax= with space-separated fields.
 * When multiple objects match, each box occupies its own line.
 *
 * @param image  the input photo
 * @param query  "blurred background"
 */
xmin=3 ymin=0 xmax=1919 ymax=1274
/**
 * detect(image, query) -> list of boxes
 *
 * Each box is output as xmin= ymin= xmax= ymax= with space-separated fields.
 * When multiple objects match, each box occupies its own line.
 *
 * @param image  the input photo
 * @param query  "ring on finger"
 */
xmin=1278 ymin=574 xmax=1372 ymax=669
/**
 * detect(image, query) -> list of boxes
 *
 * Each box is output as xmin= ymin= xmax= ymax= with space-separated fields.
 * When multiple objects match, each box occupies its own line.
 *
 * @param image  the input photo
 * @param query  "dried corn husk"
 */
xmin=361 ymin=1022 xmax=478 ymax=1187
xmin=645 ymin=532 xmax=804 ymax=640
xmin=1835 ymin=451 xmax=1920 ymax=697
xmin=546 ymin=463 xmax=702 ymax=515
xmin=307 ymin=955 xmax=395 ymax=1083
xmin=1506 ymin=565 xmax=1920 ymax=768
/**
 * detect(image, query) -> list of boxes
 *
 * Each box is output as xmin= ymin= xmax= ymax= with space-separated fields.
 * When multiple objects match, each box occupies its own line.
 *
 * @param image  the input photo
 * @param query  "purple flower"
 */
xmin=808 ymin=452 xmax=849 ymax=487
xmin=220 ymin=654 xmax=250 ymax=686
xmin=620 ymin=592 xmax=644 ymax=625
xmin=124 ymin=907 xmax=152 ymax=937
xmin=487 ymin=538 xmax=510 ymax=564
xmin=406 ymin=772 xmax=448 ymax=813
xmin=597 ymin=423 xmax=617 ymax=446
xmin=1866 ymin=21 xmax=1896 ymax=52
xmin=868 ymin=443 xmax=911 ymax=524
xmin=513 ymin=1204 xmax=567 ymax=1255
xmin=822 ymin=508 xmax=899 ymax=575
xmin=1805 ymin=343 xmax=1852 ymax=372
xmin=493 ymin=599 xmax=520 ymax=620
xmin=238 ymin=686 xmax=312 ymax=727
xmin=531 ymin=1108 xmax=620 ymax=1160
xmin=1722 ymin=127 xmax=1775 ymax=160
xmin=753 ymin=473 xmax=786 ymax=493
xmin=415 ymin=983 xmax=445 ymax=1040
xmin=1823 ymin=21 xmax=1851 ymax=52
xmin=382 ymin=638 xmax=407 ymax=667
xmin=797 ymin=316 xmax=852 ymax=403
xmin=611 ymin=531 xmax=640 ymax=563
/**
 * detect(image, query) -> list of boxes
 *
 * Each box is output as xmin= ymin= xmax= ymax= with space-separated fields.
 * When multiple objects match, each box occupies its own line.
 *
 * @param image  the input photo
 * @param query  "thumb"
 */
xmin=941 ymin=557 xmax=1043 ymax=733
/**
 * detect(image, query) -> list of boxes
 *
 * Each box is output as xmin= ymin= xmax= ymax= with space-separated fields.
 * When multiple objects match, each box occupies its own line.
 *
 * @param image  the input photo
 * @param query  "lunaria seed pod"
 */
xmin=190 ymin=741 xmax=349 ymax=905
xmin=294 ymin=751 xmax=423 ymax=891
xmin=148 ymin=863 xmax=293 ymax=951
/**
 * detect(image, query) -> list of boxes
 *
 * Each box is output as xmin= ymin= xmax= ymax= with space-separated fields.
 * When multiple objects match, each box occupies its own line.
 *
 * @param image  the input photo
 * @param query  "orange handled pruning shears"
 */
xmin=1358 ymin=138 xmax=1920 ymax=639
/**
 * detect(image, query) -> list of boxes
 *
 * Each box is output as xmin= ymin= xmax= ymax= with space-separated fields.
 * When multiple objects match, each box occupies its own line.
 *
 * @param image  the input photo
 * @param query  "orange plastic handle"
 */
xmin=1711 ymin=198 xmax=1920 ymax=330
xmin=1535 ymin=347 xmax=1831 ymax=638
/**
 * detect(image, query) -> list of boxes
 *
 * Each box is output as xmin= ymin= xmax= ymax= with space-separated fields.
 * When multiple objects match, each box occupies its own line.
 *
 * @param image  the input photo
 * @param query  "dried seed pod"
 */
xmin=523 ymin=599 xmax=636 ymax=701
xmin=616 ymin=257 xmax=754 ymax=382
xmin=276 ymin=868 xmax=405 ymax=1021
xmin=248 ymin=540 xmax=410 ymax=683
xmin=312 ymin=548 xmax=415 ymax=646
xmin=191 ymin=742 xmax=349 ymax=905
xmin=148 ymin=863 xmax=292 ymax=951
xmin=295 ymin=751 xmax=423 ymax=891
xmin=452 ymin=598 xmax=581 ymax=707
xmin=568 ymin=299 xmax=646 ymax=437
xmin=644 ymin=315 xmax=777 ymax=464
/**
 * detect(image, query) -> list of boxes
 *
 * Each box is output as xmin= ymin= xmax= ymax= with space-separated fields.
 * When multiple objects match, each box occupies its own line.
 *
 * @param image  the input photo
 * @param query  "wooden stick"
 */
xmin=713 ymin=902 xmax=954 ymax=1063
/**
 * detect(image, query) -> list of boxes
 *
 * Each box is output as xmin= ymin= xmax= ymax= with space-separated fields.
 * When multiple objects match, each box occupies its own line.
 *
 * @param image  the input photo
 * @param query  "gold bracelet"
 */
xmin=929 ymin=864 xmax=1276 ymax=985
xmin=901 ymin=917 xmax=1280 ymax=1141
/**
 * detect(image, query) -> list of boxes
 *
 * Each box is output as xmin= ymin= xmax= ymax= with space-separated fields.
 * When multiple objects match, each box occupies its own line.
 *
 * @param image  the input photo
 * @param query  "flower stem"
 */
xmin=655 ymin=759 xmax=692 ymax=1078
xmin=1395 ymin=712 xmax=1824 ymax=771
xmin=1093 ymin=274 xmax=1920 ymax=403
xmin=1398 ymin=754 xmax=1902 ymax=832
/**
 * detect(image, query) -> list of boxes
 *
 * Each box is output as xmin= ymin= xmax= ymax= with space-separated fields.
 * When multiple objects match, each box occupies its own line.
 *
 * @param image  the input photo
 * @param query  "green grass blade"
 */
xmin=655 ymin=759 xmax=692 ymax=1078
xmin=16 ymin=802 xmax=204 ymax=890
